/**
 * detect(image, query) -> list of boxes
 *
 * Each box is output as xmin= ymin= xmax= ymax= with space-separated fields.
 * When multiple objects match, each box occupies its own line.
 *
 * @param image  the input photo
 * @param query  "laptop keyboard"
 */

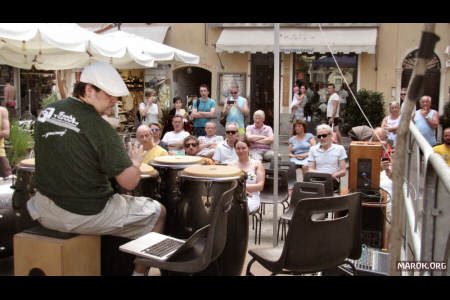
xmin=141 ymin=238 xmax=184 ymax=257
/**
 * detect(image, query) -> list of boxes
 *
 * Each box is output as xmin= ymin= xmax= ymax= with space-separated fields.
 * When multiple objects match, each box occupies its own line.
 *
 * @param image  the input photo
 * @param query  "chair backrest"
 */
xmin=288 ymin=182 xmax=326 ymax=213
xmin=199 ymin=180 xmax=238 ymax=267
xmin=280 ymin=192 xmax=362 ymax=273
xmin=303 ymin=172 xmax=335 ymax=196
xmin=270 ymin=160 xmax=297 ymax=190
xmin=263 ymin=168 xmax=289 ymax=193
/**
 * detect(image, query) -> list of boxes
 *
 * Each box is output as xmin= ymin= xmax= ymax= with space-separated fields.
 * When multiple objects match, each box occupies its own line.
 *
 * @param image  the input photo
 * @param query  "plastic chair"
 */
xmin=134 ymin=181 xmax=238 ymax=275
xmin=260 ymin=168 xmax=290 ymax=215
xmin=277 ymin=182 xmax=325 ymax=244
xmin=303 ymin=172 xmax=336 ymax=196
xmin=270 ymin=160 xmax=297 ymax=191
xmin=246 ymin=192 xmax=362 ymax=276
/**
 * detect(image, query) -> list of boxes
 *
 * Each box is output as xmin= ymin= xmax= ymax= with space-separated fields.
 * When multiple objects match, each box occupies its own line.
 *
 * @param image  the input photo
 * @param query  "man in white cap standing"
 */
xmin=27 ymin=62 xmax=166 ymax=276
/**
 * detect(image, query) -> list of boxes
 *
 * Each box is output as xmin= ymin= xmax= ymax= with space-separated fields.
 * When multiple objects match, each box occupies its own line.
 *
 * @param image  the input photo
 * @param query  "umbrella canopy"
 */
xmin=0 ymin=23 xmax=199 ymax=70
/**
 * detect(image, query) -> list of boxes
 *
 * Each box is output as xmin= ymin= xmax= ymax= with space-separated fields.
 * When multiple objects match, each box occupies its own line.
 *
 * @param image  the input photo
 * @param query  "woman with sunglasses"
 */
xmin=289 ymin=119 xmax=316 ymax=175
xmin=150 ymin=122 xmax=168 ymax=151
xmin=229 ymin=136 xmax=265 ymax=214
xmin=222 ymin=85 xmax=248 ymax=134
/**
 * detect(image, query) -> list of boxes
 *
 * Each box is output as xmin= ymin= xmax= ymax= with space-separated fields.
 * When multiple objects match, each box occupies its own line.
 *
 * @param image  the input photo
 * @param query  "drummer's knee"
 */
xmin=152 ymin=203 xmax=166 ymax=233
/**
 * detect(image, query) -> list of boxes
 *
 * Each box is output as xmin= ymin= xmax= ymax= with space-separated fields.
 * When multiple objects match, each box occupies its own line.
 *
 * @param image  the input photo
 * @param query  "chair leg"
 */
xmin=277 ymin=219 xmax=281 ymax=245
xmin=246 ymin=258 xmax=256 ymax=276
xmin=258 ymin=211 xmax=262 ymax=244
xmin=254 ymin=214 xmax=258 ymax=244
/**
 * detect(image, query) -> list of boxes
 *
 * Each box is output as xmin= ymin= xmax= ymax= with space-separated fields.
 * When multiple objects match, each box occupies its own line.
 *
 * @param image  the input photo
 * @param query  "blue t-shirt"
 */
xmin=226 ymin=96 xmax=246 ymax=129
xmin=193 ymin=98 xmax=216 ymax=127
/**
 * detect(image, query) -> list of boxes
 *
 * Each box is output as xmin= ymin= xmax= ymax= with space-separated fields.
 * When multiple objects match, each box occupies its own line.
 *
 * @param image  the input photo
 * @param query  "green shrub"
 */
xmin=6 ymin=121 xmax=34 ymax=168
xmin=342 ymin=89 xmax=386 ymax=135
xmin=40 ymin=92 xmax=59 ymax=109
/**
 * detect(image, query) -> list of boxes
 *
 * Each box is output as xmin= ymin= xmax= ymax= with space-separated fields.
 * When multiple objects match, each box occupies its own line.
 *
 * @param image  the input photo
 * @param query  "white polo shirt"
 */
xmin=212 ymin=140 xmax=238 ymax=164
xmin=308 ymin=143 xmax=347 ymax=174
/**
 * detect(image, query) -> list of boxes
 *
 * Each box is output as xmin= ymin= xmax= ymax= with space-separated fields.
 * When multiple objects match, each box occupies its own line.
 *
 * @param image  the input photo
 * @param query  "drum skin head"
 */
xmin=140 ymin=164 xmax=158 ymax=175
xmin=153 ymin=155 xmax=204 ymax=165
xmin=19 ymin=158 xmax=35 ymax=167
xmin=182 ymin=165 xmax=243 ymax=178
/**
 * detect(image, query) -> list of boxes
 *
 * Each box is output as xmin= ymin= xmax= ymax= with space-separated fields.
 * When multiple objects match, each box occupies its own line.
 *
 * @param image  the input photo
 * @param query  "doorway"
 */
xmin=401 ymin=50 xmax=441 ymax=111
xmin=250 ymin=53 xmax=278 ymax=128
xmin=173 ymin=67 xmax=212 ymax=106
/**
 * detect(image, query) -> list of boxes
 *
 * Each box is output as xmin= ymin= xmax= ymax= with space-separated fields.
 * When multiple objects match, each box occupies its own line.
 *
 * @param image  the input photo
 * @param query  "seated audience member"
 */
xmin=288 ymin=119 xmax=316 ymax=175
xmin=197 ymin=121 xmax=223 ymax=158
xmin=182 ymin=135 xmax=214 ymax=165
xmin=433 ymin=127 xmax=450 ymax=166
xmin=136 ymin=124 xmax=168 ymax=164
xmin=307 ymin=124 xmax=347 ymax=191
xmin=245 ymin=110 xmax=274 ymax=161
xmin=370 ymin=127 xmax=392 ymax=161
xmin=161 ymin=115 xmax=190 ymax=154
xmin=229 ymin=136 xmax=265 ymax=214
xmin=212 ymin=122 xmax=239 ymax=164
xmin=150 ymin=122 xmax=168 ymax=151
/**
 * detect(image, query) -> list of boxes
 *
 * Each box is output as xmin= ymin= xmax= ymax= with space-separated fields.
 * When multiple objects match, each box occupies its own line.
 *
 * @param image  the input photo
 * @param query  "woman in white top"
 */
xmin=381 ymin=101 xmax=401 ymax=146
xmin=229 ymin=136 xmax=265 ymax=214
xmin=139 ymin=89 xmax=163 ymax=126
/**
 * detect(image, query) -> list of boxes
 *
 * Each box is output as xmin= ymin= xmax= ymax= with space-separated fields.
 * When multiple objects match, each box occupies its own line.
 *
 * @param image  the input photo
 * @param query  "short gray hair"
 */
xmin=253 ymin=110 xmax=265 ymax=118
xmin=226 ymin=122 xmax=239 ymax=130
xmin=316 ymin=124 xmax=332 ymax=134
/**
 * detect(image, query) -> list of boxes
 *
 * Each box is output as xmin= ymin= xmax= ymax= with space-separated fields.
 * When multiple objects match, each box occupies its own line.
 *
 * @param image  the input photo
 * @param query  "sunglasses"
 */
xmin=401 ymin=94 xmax=406 ymax=96
xmin=230 ymin=92 xmax=238 ymax=95
xmin=185 ymin=143 xmax=198 ymax=148
xmin=317 ymin=133 xmax=330 ymax=139
xmin=226 ymin=130 xmax=237 ymax=134
xmin=150 ymin=128 xmax=160 ymax=132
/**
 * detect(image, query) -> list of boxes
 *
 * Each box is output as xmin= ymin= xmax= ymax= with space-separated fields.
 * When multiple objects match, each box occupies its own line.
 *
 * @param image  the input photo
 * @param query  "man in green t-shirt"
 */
xmin=27 ymin=62 xmax=166 ymax=276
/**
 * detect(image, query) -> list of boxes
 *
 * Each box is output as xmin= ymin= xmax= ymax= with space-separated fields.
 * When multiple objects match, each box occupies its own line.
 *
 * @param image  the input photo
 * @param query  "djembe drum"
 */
xmin=111 ymin=163 xmax=161 ymax=201
xmin=178 ymin=165 xmax=249 ymax=275
xmin=150 ymin=155 xmax=205 ymax=236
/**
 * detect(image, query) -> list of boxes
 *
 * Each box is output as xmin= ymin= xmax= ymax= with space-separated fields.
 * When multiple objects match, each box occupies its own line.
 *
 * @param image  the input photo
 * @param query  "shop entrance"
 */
xmin=173 ymin=67 xmax=212 ymax=105
xmin=20 ymin=68 xmax=56 ymax=117
xmin=250 ymin=53 xmax=277 ymax=128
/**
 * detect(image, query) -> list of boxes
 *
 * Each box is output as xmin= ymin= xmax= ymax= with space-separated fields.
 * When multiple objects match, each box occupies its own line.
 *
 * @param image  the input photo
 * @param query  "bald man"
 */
xmin=136 ymin=124 xmax=168 ymax=164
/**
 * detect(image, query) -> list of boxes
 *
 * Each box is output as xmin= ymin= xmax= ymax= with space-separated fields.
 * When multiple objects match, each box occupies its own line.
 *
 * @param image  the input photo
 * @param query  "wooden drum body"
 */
xmin=12 ymin=159 xmax=36 ymax=210
xmin=178 ymin=165 xmax=249 ymax=276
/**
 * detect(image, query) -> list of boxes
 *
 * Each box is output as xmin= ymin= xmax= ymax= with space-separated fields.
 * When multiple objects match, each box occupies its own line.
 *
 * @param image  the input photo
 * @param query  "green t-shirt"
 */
xmin=34 ymin=97 xmax=132 ymax=215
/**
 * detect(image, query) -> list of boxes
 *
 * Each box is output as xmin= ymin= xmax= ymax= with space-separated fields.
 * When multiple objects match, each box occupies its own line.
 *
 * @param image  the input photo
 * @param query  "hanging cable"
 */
xmin=318 ymin=24 xmax=391 ymax=160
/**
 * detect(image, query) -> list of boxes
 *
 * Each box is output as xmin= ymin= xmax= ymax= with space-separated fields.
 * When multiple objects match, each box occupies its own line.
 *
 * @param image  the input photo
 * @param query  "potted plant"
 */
xmin=6 ymin=121 xmax=34 ymax=171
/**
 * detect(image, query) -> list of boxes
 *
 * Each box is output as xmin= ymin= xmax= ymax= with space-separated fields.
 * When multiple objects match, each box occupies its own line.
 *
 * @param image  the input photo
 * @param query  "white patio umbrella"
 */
xmin=0 ymin=23 xmax=200 ymax=70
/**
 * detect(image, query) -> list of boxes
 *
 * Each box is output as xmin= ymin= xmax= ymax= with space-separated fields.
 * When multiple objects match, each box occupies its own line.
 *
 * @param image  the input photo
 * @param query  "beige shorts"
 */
xmin=27 ymin=191 xmax=162 ymax=240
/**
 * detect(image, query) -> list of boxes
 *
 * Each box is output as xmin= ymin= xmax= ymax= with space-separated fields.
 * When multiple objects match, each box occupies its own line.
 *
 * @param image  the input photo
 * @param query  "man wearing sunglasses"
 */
xmin=308 ymin=124 xmax=347 ymax=191
xmin=222 ymin=85 xmax=248 ymax=134
xmin=183 ymin=135 xmax=214 ymax=165
xmin=136 ymin=125 xmax=168 ymax=164
xmin=149 ymin=122 xmax=168 ymax=151
xmin=212 ymin=122 xmax=239 ymax=164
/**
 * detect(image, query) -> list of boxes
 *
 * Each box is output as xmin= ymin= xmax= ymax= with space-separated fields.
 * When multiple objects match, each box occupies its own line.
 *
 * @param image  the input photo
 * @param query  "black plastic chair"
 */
xmin=277 ymin=182 xmax=325 ymax=244
xmin=260 ymin=168 xmax=290 ymax=215
xmin=303 ymin=172 xmax=336 ymax=196
xmin=250 ymin=209 xmax=262 ymax=245
xmin=246 ymin=192 xmax=362 ymax=276
xmin=270 ymin=160 xmax=297 ymax=191
xmin=134 ymin=181 xmax=238 ymax=275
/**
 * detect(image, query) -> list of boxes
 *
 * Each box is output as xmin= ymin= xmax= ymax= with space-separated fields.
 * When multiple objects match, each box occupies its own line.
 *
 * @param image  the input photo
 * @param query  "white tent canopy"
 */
xmin=0 ymin=23 xmax=199 ymax=70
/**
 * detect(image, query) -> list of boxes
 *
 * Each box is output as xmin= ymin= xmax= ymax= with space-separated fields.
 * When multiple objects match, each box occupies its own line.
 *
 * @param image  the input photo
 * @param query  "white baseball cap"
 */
xmin=80 ymin=62 xmax=129 ymax=97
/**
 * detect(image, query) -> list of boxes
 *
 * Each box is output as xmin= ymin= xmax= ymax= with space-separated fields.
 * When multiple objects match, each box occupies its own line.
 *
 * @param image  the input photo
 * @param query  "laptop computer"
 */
xmin=119 ymin=225 xmax=209 ymax=261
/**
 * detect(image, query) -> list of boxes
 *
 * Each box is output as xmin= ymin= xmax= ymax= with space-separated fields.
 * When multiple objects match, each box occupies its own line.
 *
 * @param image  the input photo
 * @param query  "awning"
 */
xmin=112 ymin=25 xmax=170 ymax=43
xmin=216 ymin=27 xmax=377 ymax=54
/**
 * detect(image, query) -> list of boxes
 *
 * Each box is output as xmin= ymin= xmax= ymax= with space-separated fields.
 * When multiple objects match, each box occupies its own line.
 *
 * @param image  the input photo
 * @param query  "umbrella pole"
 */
xmin=272 ymin=23 xmax=280 ymax=246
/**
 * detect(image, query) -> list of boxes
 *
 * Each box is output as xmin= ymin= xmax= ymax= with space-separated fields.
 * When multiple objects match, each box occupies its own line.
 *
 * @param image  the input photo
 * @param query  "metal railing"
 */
xmin=401 ymin=122 xmax=450 ymax=275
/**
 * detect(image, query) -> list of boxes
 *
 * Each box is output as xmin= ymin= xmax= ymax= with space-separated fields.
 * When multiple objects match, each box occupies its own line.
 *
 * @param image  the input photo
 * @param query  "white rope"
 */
xmin=318 ymin=24 xmax=391 ymax=159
